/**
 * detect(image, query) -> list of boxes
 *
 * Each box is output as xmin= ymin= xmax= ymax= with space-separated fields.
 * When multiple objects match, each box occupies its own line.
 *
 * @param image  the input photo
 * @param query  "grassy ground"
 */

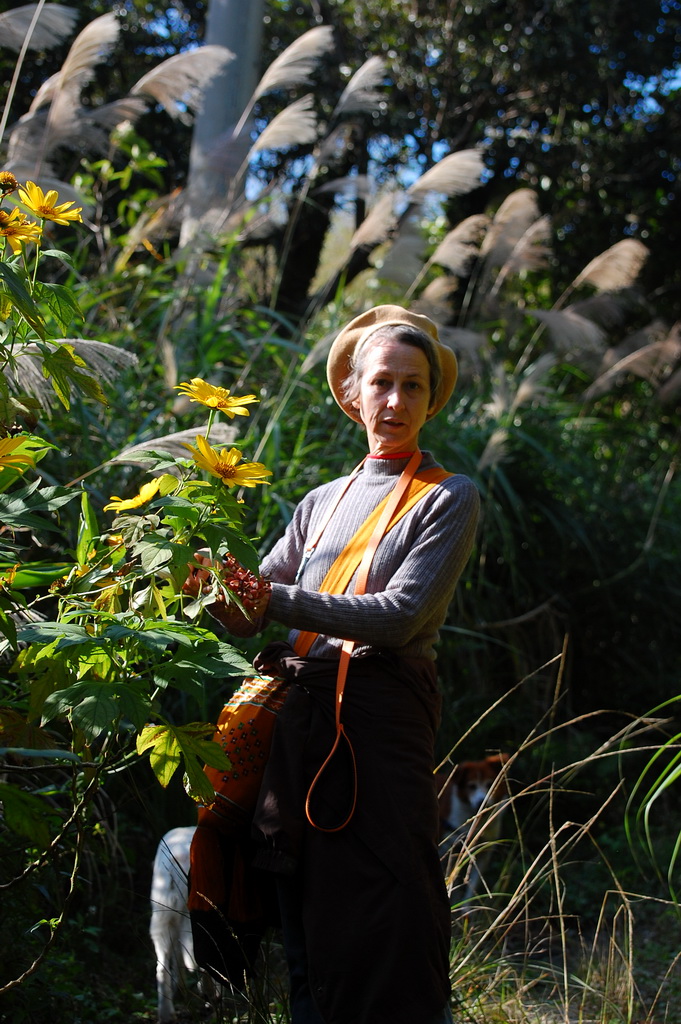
xmin=3 ymin=888 xmax=680 ymax=1024
xmin=3 ymin=738 xmax=680 ymax=1024
xmin=39 ymin=886 xmax=681 ymax=1023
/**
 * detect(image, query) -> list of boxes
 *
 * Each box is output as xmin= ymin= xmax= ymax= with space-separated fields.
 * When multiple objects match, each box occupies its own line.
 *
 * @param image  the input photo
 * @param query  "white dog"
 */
xmin=150 ymin=825 xmax=219 ymax=1023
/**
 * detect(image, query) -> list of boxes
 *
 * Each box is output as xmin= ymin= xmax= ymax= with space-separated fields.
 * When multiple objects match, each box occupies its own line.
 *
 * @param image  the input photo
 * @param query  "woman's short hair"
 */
xmin=341 ymin=324 xmax=443 ymax=409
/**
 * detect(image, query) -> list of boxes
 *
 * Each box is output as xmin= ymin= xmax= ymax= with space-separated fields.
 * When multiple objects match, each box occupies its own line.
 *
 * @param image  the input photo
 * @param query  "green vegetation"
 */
xmin=1 ymin=3 xmax=680 ymax=1021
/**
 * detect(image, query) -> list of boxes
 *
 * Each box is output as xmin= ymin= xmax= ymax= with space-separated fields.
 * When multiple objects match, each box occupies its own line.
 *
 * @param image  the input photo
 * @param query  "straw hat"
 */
xmin=326 ymin=304 xmax=458 ymax=423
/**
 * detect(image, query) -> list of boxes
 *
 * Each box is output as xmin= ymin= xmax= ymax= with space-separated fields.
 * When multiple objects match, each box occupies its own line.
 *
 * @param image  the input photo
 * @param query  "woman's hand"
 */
xmin=183 ymin=551 xmax=271 ymax=636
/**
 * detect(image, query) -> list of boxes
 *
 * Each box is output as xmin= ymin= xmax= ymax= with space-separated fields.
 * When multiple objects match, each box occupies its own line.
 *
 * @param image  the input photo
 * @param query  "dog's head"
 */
xmin=438 ymin=753 xmax=510 ymax=822
xmin=453 ymin=753 xmax=510 ymax=811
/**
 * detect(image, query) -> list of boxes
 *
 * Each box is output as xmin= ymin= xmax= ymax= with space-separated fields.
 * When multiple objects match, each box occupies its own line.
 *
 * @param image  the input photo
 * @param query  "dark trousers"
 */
xmin=276 ymin=873 xmax=454 ymax=1024
xmin=277 ymin=872 xmax=326 ymax=1024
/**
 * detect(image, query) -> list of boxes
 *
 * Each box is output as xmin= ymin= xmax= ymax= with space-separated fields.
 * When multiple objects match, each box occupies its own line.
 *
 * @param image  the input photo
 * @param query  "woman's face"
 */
xmin=353 ymin=337 xmax=434 ymax=455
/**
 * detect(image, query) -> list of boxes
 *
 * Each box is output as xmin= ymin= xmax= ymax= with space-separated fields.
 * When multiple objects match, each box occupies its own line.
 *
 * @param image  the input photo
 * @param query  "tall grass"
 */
xmin=437 ymin=682 xmax=681 ymax=1024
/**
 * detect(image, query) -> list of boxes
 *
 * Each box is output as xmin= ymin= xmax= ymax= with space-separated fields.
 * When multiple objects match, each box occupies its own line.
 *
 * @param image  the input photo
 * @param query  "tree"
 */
xmin=181 ymin=0 xmax=265 ymax=243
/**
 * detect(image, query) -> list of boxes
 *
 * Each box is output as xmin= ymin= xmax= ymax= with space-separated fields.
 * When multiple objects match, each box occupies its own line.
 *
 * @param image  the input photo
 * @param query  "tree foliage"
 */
xmin=314 ymin=0 xmax=681 ymax=308
xmin=3 ymin=1 xmax=679 ymax=314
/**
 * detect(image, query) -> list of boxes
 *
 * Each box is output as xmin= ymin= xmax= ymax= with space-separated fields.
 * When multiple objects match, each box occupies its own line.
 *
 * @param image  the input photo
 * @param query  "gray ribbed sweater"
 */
xmin=261 ymin=451 xmax=480 ymax=660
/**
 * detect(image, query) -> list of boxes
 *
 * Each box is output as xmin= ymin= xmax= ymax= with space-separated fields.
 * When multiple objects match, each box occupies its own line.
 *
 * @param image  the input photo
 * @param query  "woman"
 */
xmin=200 ymin=305 xmax=479 ymax=1024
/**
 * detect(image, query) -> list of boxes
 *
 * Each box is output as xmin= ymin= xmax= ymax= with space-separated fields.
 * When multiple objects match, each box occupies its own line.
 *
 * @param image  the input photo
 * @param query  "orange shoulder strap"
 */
xmin=299 ymin=453 xmax=452 ymax=832
xmin=294 ymin=463 xmax=452 ymax=656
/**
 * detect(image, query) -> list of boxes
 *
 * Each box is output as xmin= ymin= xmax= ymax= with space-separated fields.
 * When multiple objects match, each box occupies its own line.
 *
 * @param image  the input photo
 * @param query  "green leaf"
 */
xmin=196 ymin=524 xmax=260 ymax=574
xmin=0 ymin=262 xmax=46 ymax=338
xmin=0 ymin=747 xmax=82 ymax=763
xmin=116 ymin=685 xmax=152 ymax=731
xmin=71 ymin=689 xmax=120 ymax=739
xmin=38 ymin=282 xmax=83 ymax=333
xmin=112 ymin=512 xmax=161 ymax=546
xmin=211 ymin=485 xmax=248 ymax=521
xmin=182 ymin=758 xmax=216 ymax=804
xmin=17 ymin=622 xmax=95 ymax=648
xmin=120 ymin=449 xmax=183 ymax=470
xmin=0 ymin=436 xmax=53 ymax=499
xmin=102 ymin=619 xmax=192 ymax=651
xmin=136 ymin=723 xmax=182 ymax=788
xmin=156 ymin=496 xmax=202 ymax=523
xmin=223 ymin=528 xmax=260 ymax=574
xmin=179 ymin=722 xmax=232 ymax=768
xmin=13 ymin=637 xmax=74 ymax=719
xmin=0 ymin=602 xmax=18 ymax=650
xmin=33 ymin=342 xmax=107 ymax=409
xmin=41 ymin=678 xmax=150 ymax=740
xmin=39 ymin=248 xmax=73 ymax=264
xmin=1 ymin=561 xmax=70 ymax=589
xmin=178 ymin=723 xmax=232 ymax=802
xmin=37 ymin=344 xmax=95 ymax=410
xmin=41 ymin=679 xmax=102 ymax=718
xmin=0 ymin=480 xmax=80 ymax=532
xmin=0 ymin=781 xmax=61 ymax=845
xmin=77 ymin=490 xmax=100 ymax=565
xmin=133 ymin=535 xmax=189 ymax=574
xmin=136 ymin=721 xmax=231 ymax=801
xmin=153 ymin=643 xmax=251 ymax=691
xmin=198 ymin=739 xmax=231 ymax=772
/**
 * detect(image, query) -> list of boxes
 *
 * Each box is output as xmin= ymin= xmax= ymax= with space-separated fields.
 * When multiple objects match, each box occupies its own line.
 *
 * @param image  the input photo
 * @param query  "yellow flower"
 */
xmin=0 ymin=563 xmax=19 ymax=587
xmin=104 ymin=477 xmax=162 ymax=512
xmin=0 ymin=436 xmax=36 ymax=471
xmin=93 ymin=581 xmax=124 ymax=612
xmin=18 ymin=180 xmax=83 ymax=225
xmin=175 ymin=378 xmax=259 ymax=417
xmin=104 ymin=533 xmax=125 ymax=546
xmin=0 ymin=171 xmax=19 ymax=196
xmin=183 ymin=436 xmax=271 ymax=488
xmin=0 ymin=208 xmax=42 ymax=252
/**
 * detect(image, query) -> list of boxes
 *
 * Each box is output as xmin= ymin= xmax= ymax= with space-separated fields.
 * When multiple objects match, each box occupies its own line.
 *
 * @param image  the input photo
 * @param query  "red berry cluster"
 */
xmin=183 ymin=553 xmax=270 ymax=621
xmin=219 ymin=553 xmax=271 ymax=615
